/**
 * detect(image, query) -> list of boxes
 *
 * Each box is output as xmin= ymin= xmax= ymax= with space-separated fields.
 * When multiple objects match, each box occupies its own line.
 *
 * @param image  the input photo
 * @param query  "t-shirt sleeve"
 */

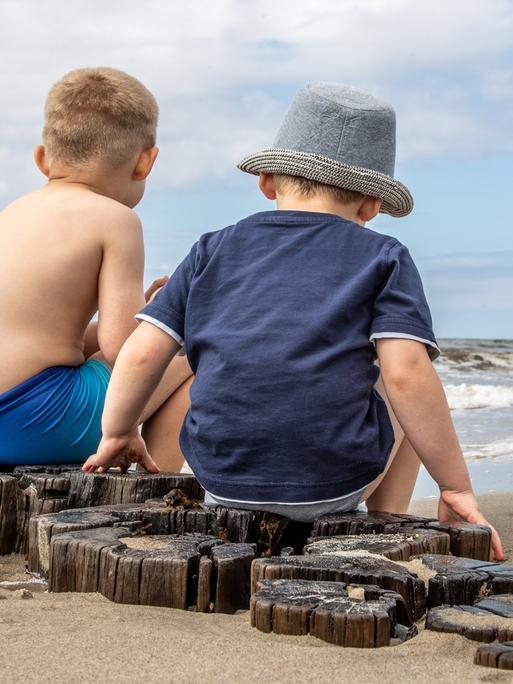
xmin=370 ymin=242 xmax=440 ymax=360
xmin=135 ymin=244 xmax=198 ymax=346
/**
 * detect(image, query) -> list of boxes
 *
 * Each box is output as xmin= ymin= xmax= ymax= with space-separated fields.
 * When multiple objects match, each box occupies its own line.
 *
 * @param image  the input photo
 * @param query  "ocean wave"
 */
xmin=444 ymin=383 xmax=513 ymax=410
xmin=436 ymin=349 xmax=513 ymax=372
xmin=462 ymin=437 xmax=513 ymax=461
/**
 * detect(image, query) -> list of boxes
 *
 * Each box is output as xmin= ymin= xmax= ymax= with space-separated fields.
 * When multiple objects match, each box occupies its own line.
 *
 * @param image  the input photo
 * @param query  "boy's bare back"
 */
xmin=0 ymin=183 xmax=144 ymax=394
xmin=0 ymin=67 xmax=161 ymax=467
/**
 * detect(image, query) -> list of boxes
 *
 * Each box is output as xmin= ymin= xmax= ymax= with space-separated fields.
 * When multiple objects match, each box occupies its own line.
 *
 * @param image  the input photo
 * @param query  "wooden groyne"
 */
xmin=0 ymin=466 xmax=202 ymax=554
xmin=1 ymin=465 xmax=512 ymax=663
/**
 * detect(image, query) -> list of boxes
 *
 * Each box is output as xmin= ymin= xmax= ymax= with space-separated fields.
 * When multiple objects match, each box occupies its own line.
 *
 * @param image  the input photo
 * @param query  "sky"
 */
xmin=0 ymin=0 xmax=512 ymax=338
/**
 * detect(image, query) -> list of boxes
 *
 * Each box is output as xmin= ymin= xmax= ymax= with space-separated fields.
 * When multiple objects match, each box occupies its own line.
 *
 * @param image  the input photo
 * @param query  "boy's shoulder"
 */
xmin=26 ymin=186 xmax=140 ymax=240
xmin=187 ymin=211 xmax=409 ymax=276
xmin=5 ymin=185 xmax=139 ymax=226
xmin=64 ymin=188 xmax=140 ymax=228
xmin=196 ymin=210 xmax=403 ymax=250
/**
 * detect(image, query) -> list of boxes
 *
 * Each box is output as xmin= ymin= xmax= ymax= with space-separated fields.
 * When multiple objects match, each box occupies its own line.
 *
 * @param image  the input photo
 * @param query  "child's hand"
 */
xmin=438 ymin=489 xmax=504 ymax=561
xmin=82 ymin=432 xmax=160 ymax=474
xmin=144 ymin=276 xmax=168 ymax=303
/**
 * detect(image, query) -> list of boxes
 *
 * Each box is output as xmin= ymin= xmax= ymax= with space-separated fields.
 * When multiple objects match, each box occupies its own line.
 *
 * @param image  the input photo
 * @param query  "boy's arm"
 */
xmin=376 ymin=338 xmax=504 ymax=560
xmin=96 ymin=211 xmax=146 ymax=367
xmin=82 ymin=321 xmax=180 ymax=473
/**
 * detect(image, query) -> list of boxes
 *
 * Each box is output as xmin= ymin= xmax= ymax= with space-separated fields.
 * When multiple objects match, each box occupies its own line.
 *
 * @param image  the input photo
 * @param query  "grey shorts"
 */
xmin=203 ymin=487 xmax=366 ymax=523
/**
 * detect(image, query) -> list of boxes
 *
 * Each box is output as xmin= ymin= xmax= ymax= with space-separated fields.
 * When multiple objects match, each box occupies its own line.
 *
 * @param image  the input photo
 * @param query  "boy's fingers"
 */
xmin=489 ymin=527 xmax=505 ymax=561
xmin=144 ymin=276 xmax=168 ymax=302
xmin=82 ymin=454 xmax=111 ymax=473
xmin=141 ymin=450 xmax=160 ymax=473
xmin=472 ymin=513 xmax=504 ymax=561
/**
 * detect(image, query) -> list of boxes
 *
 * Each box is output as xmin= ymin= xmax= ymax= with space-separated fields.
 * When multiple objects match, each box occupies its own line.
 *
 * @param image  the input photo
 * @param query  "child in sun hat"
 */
xmin=84 ymin=83 xmax=503 ymax=559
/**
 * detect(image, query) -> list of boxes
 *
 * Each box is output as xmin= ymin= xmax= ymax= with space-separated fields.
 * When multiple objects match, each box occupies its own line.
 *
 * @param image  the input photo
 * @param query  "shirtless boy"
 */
xmin=0 ymin=67 xmax=192 ymax=466
xmin=83 ymin=83 xmax=503 ymax=559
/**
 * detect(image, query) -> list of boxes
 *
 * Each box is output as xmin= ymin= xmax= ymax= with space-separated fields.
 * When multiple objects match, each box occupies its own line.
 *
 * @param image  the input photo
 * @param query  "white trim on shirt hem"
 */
xmin=135 ymin=314 xmax=184 ymax=346
xmin=370 ymin=332 xmax=440 ymax=358
xmin=204 ymin=486 xmax=367 ymax=506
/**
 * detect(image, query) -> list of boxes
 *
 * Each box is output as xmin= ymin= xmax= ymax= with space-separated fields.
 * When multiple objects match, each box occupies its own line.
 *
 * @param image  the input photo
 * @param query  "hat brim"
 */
xmin=237 ymin=148 xmax=413 ymax=217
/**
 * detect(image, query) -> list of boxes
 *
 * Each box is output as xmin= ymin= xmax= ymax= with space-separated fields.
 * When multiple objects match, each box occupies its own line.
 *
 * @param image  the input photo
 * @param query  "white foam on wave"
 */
xmin=444 ymin=383 xmax=513 ymax=410
xmin=462 ymin=437 xmax=513 ymax=461
xmin=436 ymin=351 xmax=513 ymax=372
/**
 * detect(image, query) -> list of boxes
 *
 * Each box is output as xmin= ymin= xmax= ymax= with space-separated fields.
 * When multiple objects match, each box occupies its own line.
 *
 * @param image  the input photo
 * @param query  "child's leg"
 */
xmin=362 ymin=374 xmax=421 ymax=513
xmin=141 ymin=375 xmax=193 ymax=472
xmin=364 ymin=435 xmax=420 ymax=513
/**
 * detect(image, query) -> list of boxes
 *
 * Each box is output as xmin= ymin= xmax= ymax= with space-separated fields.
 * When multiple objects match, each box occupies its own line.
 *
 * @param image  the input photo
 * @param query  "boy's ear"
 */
xmin=358 ymin=196 xmax=382 ymax=222
xmin=258 ymin=173 xmax=277 ymax=200
xmin=34 ymin=145 xmax=50 ymax=177
xmin=132 ymin=146 xmax=159 ymax=181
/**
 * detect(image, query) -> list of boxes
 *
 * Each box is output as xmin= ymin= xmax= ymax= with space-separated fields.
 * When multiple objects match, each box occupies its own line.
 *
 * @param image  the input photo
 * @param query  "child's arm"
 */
xmin=84 ymin=276 xmax=169 ymax=359
xmin=82 ymin=321 xmax=180 ymax=473
xmin=376 ymin=338 xmax=504 ymax=560
xmin=95 ymin=211 xmax=146 ymax=367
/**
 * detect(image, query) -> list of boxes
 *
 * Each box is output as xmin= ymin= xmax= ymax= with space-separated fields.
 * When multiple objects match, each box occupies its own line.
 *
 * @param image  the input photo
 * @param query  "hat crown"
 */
xmin=273 ymin=83 xmax=396 ymax=177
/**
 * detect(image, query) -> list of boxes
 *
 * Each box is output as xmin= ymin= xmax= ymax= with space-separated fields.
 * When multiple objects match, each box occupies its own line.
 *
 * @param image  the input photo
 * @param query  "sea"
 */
xmin=413 ymin=338 xmax=513 ymax=498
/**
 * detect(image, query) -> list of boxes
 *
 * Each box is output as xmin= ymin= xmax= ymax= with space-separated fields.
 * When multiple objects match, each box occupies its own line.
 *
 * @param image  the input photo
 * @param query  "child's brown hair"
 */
xmin=273 ymin=174 xmax=365 ymax=204
xmin=43 ymin=67 xmax=158 ymax=167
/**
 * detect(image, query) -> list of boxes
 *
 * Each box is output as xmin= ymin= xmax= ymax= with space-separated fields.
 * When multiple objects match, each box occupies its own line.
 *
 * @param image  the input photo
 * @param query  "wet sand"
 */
xmin=0 ymin=493 xmax=511 ymax=684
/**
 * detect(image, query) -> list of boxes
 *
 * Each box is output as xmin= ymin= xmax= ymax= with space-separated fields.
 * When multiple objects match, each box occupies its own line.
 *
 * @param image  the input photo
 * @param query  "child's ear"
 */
xmin=34 ymin=145 xmax=50 ymax=177
xmin=259 ymin=173 xmax=277 ymax=200
xmin=358 ymin=196 xmax=382 ymax=222
xmin=133 ymin=146 xmax=159 ymax=181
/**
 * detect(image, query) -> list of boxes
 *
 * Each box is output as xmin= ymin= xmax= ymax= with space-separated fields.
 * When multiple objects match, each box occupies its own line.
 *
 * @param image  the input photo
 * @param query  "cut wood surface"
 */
xmin=425 ymin=521 xmax=492 ymax=561
xmin=0 ymin=469 xmax=203 ymax=555
xmin=67 ymin=471 xmax=203 ymax=508
xmin=311 ymin=511 xmax=436 ymax=536
xmin=13 ymin=465 xmax=83 ymax=474
xmin=426 ymin=595 xmax=513 ymax=643
xmin=304 ymin=528 xmax=450 ymax=561
xmin=29 ymin=502 xmax=168 ymax=575
xmin=48 ymin=526 xmax=255 ymax=613
xmin=250 ymin=578 xmax=417 ymax=647
xmin=411 ymin=554 xmax=513 ymax=608
xmin=30 ymin=501 xmax=312 ymax=573
xmin=251 ymin=552 xmax=427 ymax=621
xmin=474 ymin=641 xmax=513 ymax=670
xmin=0 ymin=472 xmax=70 ymax=555
xmin=311 ymin=511 xmax=491 ymax=560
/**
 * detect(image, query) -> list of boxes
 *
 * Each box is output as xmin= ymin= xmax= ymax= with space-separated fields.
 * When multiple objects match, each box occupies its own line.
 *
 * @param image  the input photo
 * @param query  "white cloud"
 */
xmin=0 ymin=0 xmax=512 ymax=198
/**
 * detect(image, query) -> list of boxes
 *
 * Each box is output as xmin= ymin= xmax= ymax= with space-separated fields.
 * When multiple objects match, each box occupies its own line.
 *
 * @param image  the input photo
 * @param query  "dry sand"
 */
xmin=0 ymin=493 xmax=512 ymax=684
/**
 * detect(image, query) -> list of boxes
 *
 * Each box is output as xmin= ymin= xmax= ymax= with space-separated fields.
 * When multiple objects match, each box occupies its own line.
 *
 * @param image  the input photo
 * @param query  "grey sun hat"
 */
xmin=238 ymin=83 xmax=413 ymax=217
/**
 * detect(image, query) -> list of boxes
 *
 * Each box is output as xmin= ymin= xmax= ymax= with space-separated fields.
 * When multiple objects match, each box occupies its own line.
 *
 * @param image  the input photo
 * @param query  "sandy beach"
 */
xmin=0 ymin=493 xmax=511 ymax=684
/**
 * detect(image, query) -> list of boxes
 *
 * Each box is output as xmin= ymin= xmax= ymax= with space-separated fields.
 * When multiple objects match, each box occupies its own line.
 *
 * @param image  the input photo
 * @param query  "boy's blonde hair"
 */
xmin=273 ymin=174 xmax=365 ymax=204
xmin=43 ymin=67 xmax=158 ymax=167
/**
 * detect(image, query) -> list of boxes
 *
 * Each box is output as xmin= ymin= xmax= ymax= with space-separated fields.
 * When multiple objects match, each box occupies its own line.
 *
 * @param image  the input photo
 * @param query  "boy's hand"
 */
xmin=145 ymin=276 xmax=168 ymax=303
xmin=82 ymin=432 xmax=160 ymax=474
xmin=438 ymin=489 xmax=504 ymax=561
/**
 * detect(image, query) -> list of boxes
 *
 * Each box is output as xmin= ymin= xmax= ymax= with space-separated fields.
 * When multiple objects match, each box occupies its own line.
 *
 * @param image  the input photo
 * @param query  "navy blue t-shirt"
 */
xmin=138 ymin=210 xmax=438 ymax=503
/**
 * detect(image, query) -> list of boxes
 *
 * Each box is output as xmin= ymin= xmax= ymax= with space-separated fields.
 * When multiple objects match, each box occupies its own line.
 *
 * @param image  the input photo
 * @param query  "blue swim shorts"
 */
xmin=0 ymin=360 xmax=111 ymax=466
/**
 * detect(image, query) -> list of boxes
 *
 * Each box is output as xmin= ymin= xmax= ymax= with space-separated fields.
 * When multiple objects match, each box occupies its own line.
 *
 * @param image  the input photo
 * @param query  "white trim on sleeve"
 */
xmin=370 ymin=332 xmax=440 ymax=359
xmin=135 ymin=313 xmax=184 ymax=346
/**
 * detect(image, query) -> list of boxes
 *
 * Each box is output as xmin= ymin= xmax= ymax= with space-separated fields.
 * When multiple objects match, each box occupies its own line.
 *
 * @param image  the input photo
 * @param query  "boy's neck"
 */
xmin=45 ymin=162 xmax=133 ymax=206
xmin=275 ymin=195 xmax=365 ymax=226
